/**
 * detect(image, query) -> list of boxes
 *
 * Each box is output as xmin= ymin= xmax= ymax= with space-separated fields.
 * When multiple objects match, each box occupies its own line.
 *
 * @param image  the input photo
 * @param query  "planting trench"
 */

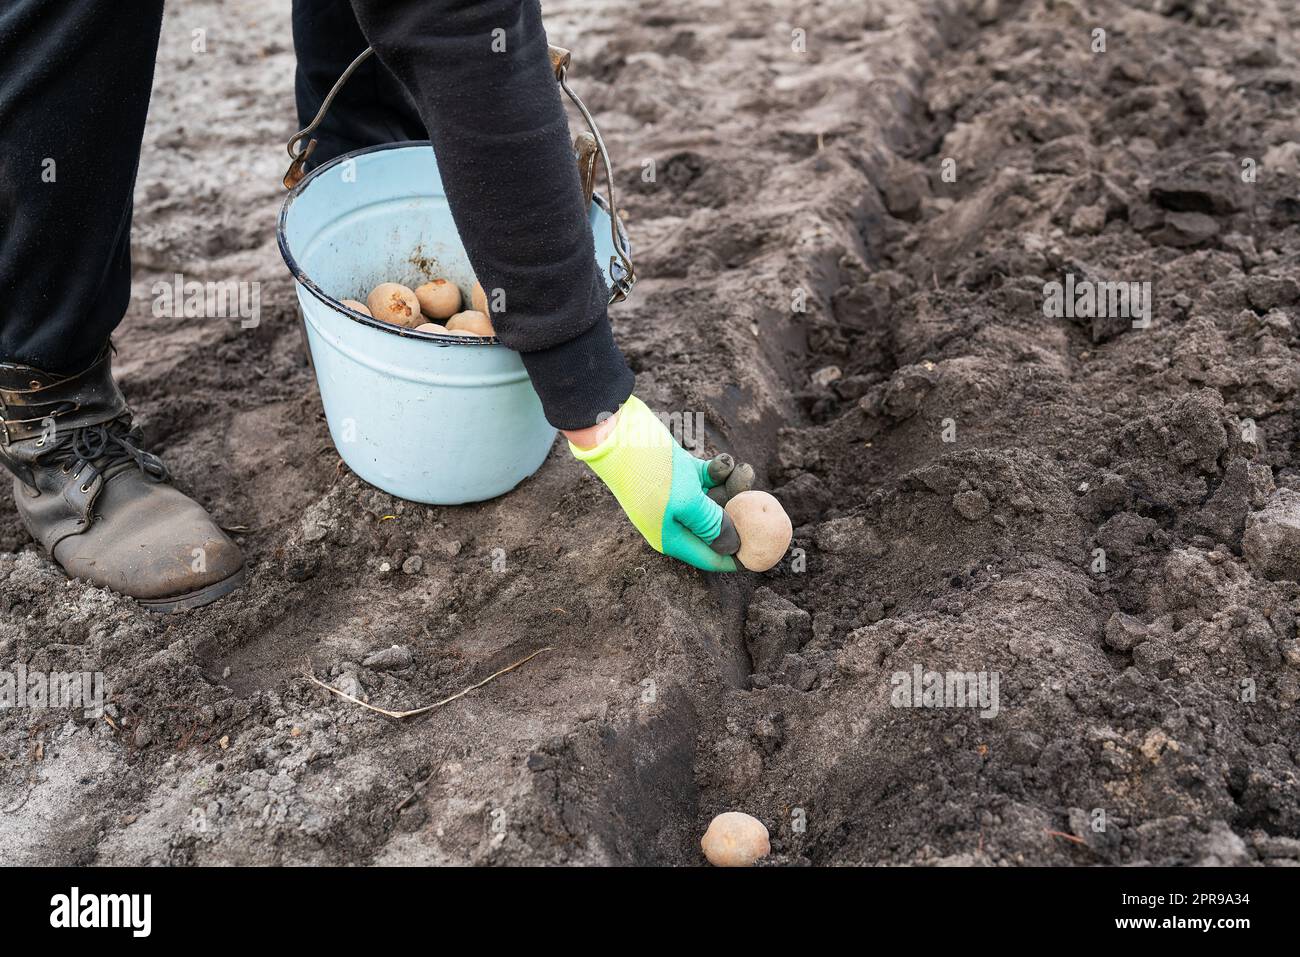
xmin=4 ymin=0 xmax=1300 ymax=866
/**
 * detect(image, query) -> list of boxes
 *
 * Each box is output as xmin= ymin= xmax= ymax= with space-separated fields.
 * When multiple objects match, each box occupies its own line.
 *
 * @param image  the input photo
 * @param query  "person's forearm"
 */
xmin=347 ymin=0 xmax=634 ymax=430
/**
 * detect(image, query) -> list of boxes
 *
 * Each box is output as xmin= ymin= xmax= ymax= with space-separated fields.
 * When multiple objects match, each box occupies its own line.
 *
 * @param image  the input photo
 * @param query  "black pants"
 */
xmin=0 ymin=0 xmax=632 ymax=430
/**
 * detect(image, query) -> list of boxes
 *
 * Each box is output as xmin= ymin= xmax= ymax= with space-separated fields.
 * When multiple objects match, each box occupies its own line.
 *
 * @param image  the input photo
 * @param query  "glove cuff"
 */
xmin=568 ymin=394 xmax=668 ymax=465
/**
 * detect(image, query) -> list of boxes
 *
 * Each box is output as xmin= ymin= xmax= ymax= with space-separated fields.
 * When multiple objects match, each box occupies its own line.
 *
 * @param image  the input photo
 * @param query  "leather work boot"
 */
xmin=0 ymin=346 xmax=245 ymax=612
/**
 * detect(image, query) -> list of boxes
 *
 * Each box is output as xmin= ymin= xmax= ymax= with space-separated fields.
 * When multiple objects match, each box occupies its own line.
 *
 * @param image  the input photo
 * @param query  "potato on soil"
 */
xmin=701 ymin=812 xmax=770 ymax=867
xmin=446 ymin=310 xmax=495 ymax=337
xmin=367 ymin=282 xmax=421 ymax=328
xmin=340 ymin=298 xmax=371 ymax=317
xmin=415 ymin=279 xmax=461 ymax=320
xmin=724 ymin=490 xmax=792 ymax=572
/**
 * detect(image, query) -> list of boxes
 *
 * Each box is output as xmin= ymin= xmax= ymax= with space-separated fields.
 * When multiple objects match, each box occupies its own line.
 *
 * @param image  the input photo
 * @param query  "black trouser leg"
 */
xmin=291 ymin=0 xmax=426 ymax=168
xmin=0 ymin=0 xmax=164 ymax=374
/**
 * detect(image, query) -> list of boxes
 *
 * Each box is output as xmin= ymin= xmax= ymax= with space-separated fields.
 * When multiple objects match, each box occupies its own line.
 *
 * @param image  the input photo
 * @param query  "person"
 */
xmin=0 ymin=0 xmax=738 ymax=614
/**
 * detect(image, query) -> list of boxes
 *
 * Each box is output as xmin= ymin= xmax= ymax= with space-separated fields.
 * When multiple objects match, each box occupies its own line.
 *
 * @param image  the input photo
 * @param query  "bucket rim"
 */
xmin=276 ymin=140 xmax=629 ymax=349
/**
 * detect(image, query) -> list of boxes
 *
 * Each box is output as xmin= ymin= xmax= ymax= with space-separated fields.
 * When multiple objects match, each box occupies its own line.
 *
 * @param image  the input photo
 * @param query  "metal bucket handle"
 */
xmin=282 ymin=44 xmax=636 ymax=303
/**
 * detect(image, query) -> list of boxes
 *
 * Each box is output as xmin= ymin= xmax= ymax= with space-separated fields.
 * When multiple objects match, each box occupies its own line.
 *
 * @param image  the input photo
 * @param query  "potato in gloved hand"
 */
xmin=568 ymin=396 xmax=738 ymax=572
xmin=725 ymin=491 xmax=792 ymax=571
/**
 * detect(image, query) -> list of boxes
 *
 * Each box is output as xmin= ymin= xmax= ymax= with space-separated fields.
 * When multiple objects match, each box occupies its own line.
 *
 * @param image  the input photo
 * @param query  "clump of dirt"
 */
xmin=3 ymin=0 xmax=1299 ymax=866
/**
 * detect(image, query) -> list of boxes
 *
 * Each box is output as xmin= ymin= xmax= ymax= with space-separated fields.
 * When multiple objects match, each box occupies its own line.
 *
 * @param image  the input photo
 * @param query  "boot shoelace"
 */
xmin=51 ymin=423 xmax=170 ymax=488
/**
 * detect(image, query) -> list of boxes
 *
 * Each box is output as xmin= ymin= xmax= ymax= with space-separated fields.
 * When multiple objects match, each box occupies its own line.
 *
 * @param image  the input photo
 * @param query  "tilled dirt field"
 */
xmin=3 ymin=0 xmax=1300 ymax=865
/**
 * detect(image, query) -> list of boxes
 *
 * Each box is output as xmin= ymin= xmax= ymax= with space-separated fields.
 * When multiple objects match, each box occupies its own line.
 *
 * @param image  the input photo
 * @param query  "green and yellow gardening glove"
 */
xmin=568 ymin=395 xmax=743 ymax=572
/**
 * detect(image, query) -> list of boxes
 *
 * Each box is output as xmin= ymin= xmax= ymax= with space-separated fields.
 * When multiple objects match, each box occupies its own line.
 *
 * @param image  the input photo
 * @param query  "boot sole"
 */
xmin=136 ymin=565 xmax=247 ymax=614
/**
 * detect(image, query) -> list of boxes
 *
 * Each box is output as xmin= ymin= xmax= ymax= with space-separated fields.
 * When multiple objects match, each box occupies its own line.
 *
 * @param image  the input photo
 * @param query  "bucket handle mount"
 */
xmin=283 ymin=45 xmax=635 ymax=303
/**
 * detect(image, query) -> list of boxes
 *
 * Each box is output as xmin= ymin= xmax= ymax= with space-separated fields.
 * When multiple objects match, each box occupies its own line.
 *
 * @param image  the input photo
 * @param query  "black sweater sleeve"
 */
xmin=347 ymin=0 xmax=634 ymax=430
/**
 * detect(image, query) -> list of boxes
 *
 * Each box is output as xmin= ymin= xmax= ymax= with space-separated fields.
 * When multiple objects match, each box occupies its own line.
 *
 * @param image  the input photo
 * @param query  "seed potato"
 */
xmin=701 ymin=812 xmax=770 ymax=867
xmin=724 ymin=490 xmax=792 ymax=572
xmin=446 ymin=310 xmax=495 ymax=337
xmin=367 ymin=282 xmax=421 ymax=328
xmin=415 ymin=279 xmax=462 ymax=320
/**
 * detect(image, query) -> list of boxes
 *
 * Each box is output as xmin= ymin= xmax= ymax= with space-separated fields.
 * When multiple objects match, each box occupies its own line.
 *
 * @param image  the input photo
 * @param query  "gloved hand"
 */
xmin=568 ymin=395 xmax=741 ymax=572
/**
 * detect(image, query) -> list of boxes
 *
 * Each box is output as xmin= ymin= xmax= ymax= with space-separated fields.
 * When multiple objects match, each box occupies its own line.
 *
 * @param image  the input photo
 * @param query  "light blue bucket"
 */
xmin=277 ymin=140 xmax=632 ymax=505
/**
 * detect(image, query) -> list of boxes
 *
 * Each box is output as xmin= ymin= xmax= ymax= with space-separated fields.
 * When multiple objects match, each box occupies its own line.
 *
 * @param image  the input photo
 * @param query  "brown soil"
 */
xmin=3 ymin=0 xmax=1299 ymax=865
